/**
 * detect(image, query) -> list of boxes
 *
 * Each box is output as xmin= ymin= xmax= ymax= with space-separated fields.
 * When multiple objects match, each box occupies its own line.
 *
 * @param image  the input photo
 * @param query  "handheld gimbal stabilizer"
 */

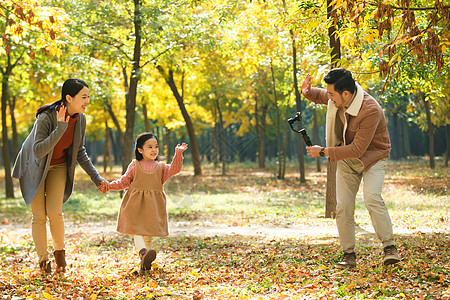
xmin=287 ymin=112 xmax=312 ymax=147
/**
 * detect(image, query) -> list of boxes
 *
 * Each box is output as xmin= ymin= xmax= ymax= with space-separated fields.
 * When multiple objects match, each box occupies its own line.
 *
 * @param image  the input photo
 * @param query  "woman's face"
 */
xmin=138 ymin=138 xmax=159 ymax=161
xmin=66 ymin=86 xmax=89 ymax=115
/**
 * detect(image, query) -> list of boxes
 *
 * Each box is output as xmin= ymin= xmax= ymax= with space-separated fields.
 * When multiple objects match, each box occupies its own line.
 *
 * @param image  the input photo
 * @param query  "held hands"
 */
xmin=97 ymin=180 xmax=110 ymax=195
xmin=175 ymin=143 xmax=188 ymax=154
xmin=306 ymin=145 xmax=325 ymax=158
xmin=57 ymin=105 xmax=70 ymax=123
xmin=301 ymin=73 xmax=311 ymax=96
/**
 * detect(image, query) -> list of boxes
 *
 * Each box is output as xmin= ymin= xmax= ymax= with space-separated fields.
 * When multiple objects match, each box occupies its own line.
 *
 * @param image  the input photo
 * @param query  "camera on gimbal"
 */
xmin=287 ymin=112 xmax=312 ymax=147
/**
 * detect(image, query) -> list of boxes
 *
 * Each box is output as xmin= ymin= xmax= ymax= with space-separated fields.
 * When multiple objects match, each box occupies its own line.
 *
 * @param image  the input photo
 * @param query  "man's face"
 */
xmin=326 ymin=84 xmax=351 ymax=108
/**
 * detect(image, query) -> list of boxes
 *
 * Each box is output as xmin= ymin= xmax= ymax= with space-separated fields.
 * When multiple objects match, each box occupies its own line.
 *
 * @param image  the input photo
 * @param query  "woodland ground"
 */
xmin=0 ymin=159 xmax=449 ymax=299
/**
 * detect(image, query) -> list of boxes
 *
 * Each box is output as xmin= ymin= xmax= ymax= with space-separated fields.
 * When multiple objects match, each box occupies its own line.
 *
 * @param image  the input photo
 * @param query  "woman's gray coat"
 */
xmin=12 ymin=109 xmax=105 ymax=205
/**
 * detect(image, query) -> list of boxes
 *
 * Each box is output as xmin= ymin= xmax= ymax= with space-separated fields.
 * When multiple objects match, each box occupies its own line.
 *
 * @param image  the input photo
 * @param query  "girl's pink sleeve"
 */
xmin=110 ymin=161 xmax=136 ymax=190
xmin=161 ymin=150 xmax=184 ymax=184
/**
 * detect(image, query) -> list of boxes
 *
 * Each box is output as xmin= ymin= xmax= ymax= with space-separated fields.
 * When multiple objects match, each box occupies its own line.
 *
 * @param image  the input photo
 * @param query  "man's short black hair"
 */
xmin=323 ymin=68 xmax=356 ymax=94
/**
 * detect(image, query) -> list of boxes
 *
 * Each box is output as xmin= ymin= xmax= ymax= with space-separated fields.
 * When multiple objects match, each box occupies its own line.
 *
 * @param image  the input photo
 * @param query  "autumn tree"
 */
xmin=333 ymin=0 xmax=449 ymax=168
xmin=332 ymin=0 xmax=449 ymax=78
xmin=61 ymin=0 xmax=184 ymax=173
xmin=0 ymin=0 xmax=68 ymax=198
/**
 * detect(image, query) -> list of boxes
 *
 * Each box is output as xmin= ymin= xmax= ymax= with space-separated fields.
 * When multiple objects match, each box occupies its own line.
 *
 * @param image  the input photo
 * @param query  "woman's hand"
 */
xmin=57 ymin=105 xmax=70 ymax=123
xmin=97 ymin=180 xmax=110 ymax=194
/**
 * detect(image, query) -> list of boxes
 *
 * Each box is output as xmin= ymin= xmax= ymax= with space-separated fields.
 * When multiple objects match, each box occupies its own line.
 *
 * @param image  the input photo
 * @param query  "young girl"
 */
xmin=109 ymin=132 xmax=188 ymax=273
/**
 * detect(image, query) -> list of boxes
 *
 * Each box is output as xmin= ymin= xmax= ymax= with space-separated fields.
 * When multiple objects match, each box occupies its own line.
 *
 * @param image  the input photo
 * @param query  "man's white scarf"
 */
xmin=325 ymin=83 xmax=364 ymax=147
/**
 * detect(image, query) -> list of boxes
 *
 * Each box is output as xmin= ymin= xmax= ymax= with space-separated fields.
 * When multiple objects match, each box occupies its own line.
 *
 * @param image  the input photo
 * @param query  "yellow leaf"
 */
xmin=150 ymin=280 xmax=158 ymax=289
xmin=90 ymin=295 xmax=97 ymax=300
xmin=42 ymin=292 xmax=53 ymax=300
xmin=151 ymin=261 xmax=159 ymax=270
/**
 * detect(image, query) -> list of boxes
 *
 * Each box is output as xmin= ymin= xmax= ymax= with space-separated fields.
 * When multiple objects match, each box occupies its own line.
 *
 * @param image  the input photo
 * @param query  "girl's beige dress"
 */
xmin=116 ymin=161 xmax=168 ymax=237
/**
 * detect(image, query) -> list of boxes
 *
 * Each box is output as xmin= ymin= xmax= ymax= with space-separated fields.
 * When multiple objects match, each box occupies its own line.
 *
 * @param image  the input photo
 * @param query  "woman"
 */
xmin=12 ymin=78 xmax=109 ymax=274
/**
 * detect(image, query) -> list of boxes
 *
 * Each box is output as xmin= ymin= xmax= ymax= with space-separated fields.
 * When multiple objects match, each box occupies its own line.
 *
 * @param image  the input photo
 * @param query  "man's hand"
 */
xmin=301 ymin=73 xmax=312 ymax=96
xmin=306 ymin=145 xmax=326 ymax=158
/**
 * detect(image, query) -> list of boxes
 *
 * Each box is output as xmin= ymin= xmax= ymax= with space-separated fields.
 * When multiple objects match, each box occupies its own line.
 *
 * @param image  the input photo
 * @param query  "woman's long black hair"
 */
xmin=135 ymin=132 xmax=159 ymax=161
xmin=36 ymin=78 xmax=89 ymax=117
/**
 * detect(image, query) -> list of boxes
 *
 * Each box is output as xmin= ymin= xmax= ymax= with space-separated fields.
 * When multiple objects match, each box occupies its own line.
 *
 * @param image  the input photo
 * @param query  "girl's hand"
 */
xmin=57 ymin=105 xmax=70 ymax=123
xmin=98 ymin=180 xmax=110 ymax=194
xmin=175 ymin=143 xmax=188 ymax=153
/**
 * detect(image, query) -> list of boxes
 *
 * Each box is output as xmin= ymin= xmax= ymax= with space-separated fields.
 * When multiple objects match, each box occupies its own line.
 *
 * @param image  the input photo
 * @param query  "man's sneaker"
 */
xmin=139 ymin=248 xmax=157 ymax=274
xmin=383 ymin=245 xmax=400 ymax=265
xmin=335 ymin=252 xmax=356 ymax=269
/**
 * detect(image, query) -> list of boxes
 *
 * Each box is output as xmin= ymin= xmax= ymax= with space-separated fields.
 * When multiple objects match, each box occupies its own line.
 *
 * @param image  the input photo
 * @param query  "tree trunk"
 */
xmin=259 ymin=104 xmax=267 ymax=168
xmin=445 ymin=124 xmax=449 ymax=167
xmin=395 ymin=113 xmax=405 ymax=159
xmin=421 ymin=92 xmax=435 ymax=169
xmin=1 ymin=64 xmax=14 ymax=198
xmin=313 ymin=109 xmax=321 ymax=172
xmin=156 ymin=66 xmax=202 ymax=175
xmin=105 ymin=100 xmax=124 ymax=160
xmin=103 ymin=123 xmax=111 ymax=173
xmin=276 ymin=98 xmax=283 ymax=179
xmin=8 ymin=95 xmax=18 ymax=160
xmin=121 ymin=0 xmax=143 ymax=174
xmin=281 ymin=103 xmax=289 ymax=179
xmin=389 ymin=112 xmax=399 ymax=160
xmin=282 ymin=0 xmax=306 ymax=183
xmin=325 ymin=0 xmax=341 ymax=219
xmin=255 ymin=95 xmax=261 ymax=167
xmin=142 ymin=103 xmax=150 ymax=132
xmin=291 ymin=36 xmax=306 ymax=183
xmin=328 ymin=0 xmax=341 ymax=68
xmin=165 ymin=127 xmax=171 ymax=163
xmin=215 ymin=98 xmax=226 ymax=175
xmin=402 ymin=117 xmax=411 ymax=158
xmin=213 ymin=122 xmax=219 ymax=168
xmin=271 ymin=59 xmax=284 ymax=179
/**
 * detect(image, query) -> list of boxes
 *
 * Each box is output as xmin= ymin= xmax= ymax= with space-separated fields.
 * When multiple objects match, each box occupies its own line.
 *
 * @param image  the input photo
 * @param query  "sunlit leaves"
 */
xmin=1 ymin=0 xmax=69 ymax=56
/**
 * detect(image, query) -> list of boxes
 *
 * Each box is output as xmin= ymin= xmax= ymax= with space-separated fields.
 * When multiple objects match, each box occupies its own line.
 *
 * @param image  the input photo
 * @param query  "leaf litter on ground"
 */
xmin=1 ymin=161 xmax=449 ymax=299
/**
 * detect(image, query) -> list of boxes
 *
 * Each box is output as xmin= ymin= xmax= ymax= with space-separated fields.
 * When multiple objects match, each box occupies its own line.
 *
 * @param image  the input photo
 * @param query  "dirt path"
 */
xmin=2 ymin=220 xmax=448 ymax=248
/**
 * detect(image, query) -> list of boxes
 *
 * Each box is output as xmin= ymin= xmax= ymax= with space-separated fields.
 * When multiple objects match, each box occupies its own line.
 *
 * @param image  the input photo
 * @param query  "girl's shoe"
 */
xmin=138 ymin=248 xmax=157 ymax=274
xmin=54 ymin=250 xmax=67 ymax=273
xmin=39 ymin=260 xmax=51 ymax=274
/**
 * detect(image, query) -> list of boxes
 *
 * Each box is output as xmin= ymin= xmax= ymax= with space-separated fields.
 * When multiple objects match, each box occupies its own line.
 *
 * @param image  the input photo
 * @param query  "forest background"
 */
xmin=0 ymin=0 xmax=449 ymax=299
xmin=0 ymin=0 xmax=449 ymax=192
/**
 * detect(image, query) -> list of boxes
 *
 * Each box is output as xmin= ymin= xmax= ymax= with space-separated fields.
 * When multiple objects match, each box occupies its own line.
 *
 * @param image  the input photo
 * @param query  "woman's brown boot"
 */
xmin=54 ymin=250 xmax=67 ymax=273
xmin=39 ymin=260 xmax=51 ymax=274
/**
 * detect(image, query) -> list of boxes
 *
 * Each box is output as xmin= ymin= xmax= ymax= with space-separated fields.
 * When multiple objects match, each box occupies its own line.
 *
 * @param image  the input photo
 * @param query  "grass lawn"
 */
xmin=0 ymin=159 xmax=449 ymax=299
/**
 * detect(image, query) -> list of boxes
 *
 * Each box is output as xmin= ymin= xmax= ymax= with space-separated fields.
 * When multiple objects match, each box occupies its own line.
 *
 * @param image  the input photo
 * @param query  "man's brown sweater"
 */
xmin=304 ymin=83 xmax=390 ymax=171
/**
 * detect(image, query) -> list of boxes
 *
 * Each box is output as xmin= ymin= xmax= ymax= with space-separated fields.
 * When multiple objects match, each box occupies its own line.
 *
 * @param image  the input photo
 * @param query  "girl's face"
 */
xmin=138 ymin=137 xmax=159 ymax=161
xmin=66 ymin=86 xmax=89 ymax=115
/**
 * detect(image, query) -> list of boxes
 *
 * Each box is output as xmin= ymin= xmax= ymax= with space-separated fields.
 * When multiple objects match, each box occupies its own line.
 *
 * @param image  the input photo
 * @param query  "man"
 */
xmin=301 ymin=68 xmax=400 ymax=268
